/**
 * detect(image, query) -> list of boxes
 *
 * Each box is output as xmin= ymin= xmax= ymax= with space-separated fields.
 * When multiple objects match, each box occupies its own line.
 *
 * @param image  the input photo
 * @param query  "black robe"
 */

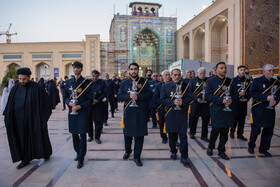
xmin=38 ymin=78 xmax=45 ymax=89
xmin=118 ymin=77 xmax=153 ymax=137
xmin=46 ymin=80 xmax=60 ymax=109
xmin=4 ymin=81 xmax=53 ymax=163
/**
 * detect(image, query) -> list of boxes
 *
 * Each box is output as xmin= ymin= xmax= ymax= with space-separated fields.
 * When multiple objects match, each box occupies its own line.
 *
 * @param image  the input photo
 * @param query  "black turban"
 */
xmin=17 ymin=67 xmax=32 ymax=76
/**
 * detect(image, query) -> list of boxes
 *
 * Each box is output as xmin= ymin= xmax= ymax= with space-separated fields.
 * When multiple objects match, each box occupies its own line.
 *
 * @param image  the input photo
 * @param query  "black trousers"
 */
xmin=104 ymin=101 xmax=109 ymax=123
xmin=248 ymin=124 xmax=274 ymax=152
xmin=158 ymin=114 xmax=168 ymax=140
xmin=60 ymin=90 xmax=66 ymax=109
xmin=62 ymin=97 xmax=66 ymax=109
xmin=189 ymin=116 xmax=209 ymax=138
xmin=150 ymin=107 xmax=157 ymax=127
xmin=208 ymin=127 xmax=229 ymax=153
xmin=124 ymin=136 xmax=144 ymax=159
xmin=88 ymin=120 xmax=103 ymax=139
xmin=231 ymin=114 xmax=246 ymax=136
xmin=72 ymin=133 xmax=86 ymax=162
xmin=109 ymin=99 xmax=115 ymax=116
xmin=168 ymin=132 xmax=188 ymax=159
xmin=114 ymin=97 xmax=118 ymax=110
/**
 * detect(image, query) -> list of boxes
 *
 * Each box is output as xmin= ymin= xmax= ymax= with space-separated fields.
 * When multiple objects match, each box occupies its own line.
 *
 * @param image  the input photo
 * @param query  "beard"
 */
xmin=129 ymin=73 xmax=138 ymax=78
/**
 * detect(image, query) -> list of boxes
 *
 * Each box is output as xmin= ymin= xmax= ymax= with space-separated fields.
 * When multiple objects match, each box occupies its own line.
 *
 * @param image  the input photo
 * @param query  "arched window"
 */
xmin=151 ymin=7 xmax=155 ymax=15
xmin=138 ymin=7 xmax=142 ymax=15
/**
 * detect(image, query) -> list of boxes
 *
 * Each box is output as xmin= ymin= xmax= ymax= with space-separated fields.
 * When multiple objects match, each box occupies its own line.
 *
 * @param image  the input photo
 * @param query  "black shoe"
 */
xmin=62 ymin=108 xmax=66 ymax=111
xmin=170 ymin=153 xmax=177 ymax=160
xmin=180 ymin=159 xmax=190 ymax=168
xmin=44 ymin=156 xmax=50 ymax=161
xmin=230 ymin=132 xmax=234 ymax=139
xmin=95 ymin=139 xmax=102 ymax=144
xmin=237 ymin=135 xmax=247 ymax=141
xmin=134 ymin=159 xmax=143 ymax=167
xmin=162 ymin=139 xmax=167 ymax=144
xmin=207 ymin=149 xmax=213 ymax=156
xmin=176 ymin=141 xmax=180 ymax=147
xmin=248 ymin=147 xmax=254 ymax=154
xmin=74 ymin=155 xmax=78 ymax=161
xmin=201 ymin=137 xmax=210 ymax=142
xmin=190 ymin=134 xmax=195 ymax=139
xmin=259 ymin=150 xmax=272 ymax=157
xmin=16 ymin=161 xmax=30 ymax=169
xmin=112 ymin=114 xmax=114 ymax=118
xmin=87 ymin=137 xmax=93 ymax=142
xmin=77 ymin=160 xmax=84 ymax=169
xmin=152 ymin=125 xmax=157 ymax=128
xmin=218 ymin=152 xmax=230 ymax=160
xmin=123 ymin=152 xmax=131 ymax=160
xmin=104 ymin=122 xmax=108 ymax=126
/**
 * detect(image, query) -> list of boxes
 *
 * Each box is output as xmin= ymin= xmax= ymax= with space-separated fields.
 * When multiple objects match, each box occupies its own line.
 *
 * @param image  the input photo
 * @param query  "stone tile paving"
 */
xmin=0 ymin=102 xmax=279 ymax=187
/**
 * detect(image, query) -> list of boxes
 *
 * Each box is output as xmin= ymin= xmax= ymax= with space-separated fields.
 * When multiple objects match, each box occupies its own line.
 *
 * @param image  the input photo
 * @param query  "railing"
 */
xmin=250 ymin=67 xmax=279 ymax=77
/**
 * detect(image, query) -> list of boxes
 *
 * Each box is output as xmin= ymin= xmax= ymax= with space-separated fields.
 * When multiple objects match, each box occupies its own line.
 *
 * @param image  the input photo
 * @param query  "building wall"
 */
xmin=241 ymin=0 xmax=279 ymax=76
xmin=85 ymin=35 xmax=101 ymax=75
xmin=110 ymin=14 xmax=177 ymax=73
xmin=177 ymin=0 xmax=241 ymax=75
xmin=0 ymin=35 xmax=101 ymax=81
xmin=100 ymin=42 xmax=115 ymax=75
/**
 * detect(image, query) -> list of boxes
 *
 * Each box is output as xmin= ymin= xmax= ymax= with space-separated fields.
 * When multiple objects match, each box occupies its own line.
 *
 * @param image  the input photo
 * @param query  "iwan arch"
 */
xmin=177 ymin=0 xmax=279 ymax=76
xmin=177 ymin=2 xmax=233 ymax=65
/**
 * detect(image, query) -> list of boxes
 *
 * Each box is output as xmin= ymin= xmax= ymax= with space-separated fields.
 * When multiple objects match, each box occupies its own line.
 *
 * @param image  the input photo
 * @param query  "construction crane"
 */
xmin=0 ymin=23 xmax=17 ymax=43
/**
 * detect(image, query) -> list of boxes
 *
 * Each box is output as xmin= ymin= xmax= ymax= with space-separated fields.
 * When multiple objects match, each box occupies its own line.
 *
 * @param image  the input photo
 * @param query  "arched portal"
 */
xmin=132 ymin=28 xmax=160 ymax=73
xmin=210 ymin=17 xmax=228 ymax=63
xmin=6 ymin=63 xmax=20 ymax=70
xmin=194 ymin=28 xmax=205 ymax=61
xmin=65 ymin=63 xmax=74 ymax=78
xmin=183 ymin=36 xmax=190 ymax=59
xmin=36 ymin=62 xmax=50 ymax=79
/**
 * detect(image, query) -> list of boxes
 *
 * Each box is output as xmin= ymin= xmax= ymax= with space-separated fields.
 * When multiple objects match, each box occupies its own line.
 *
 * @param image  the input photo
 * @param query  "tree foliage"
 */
xmin=1 ymin=65 xmax=18 ymax=87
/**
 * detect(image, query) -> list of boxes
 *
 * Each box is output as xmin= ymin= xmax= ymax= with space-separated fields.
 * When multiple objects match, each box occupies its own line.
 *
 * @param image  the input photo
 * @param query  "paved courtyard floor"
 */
xmin=0 ymin=102 xmax=280 ymax=187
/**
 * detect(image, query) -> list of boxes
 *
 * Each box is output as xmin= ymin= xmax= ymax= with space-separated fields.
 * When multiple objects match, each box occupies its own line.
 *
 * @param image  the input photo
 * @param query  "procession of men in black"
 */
xmin=3 ymin=61 xmax=280 ymax=169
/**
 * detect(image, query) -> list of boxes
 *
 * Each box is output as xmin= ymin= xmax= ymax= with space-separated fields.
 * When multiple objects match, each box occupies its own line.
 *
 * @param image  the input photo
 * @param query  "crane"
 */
xmin=0 ymin=23 xmax=17 ymax=43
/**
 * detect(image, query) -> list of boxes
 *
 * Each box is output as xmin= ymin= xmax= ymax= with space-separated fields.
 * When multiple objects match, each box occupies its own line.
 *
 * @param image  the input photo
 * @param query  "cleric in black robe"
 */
xmin=38 ymin=77 xmax=46 ymax=89
xmin=4 ymin=67 xmax=53 ymax=169
xmin=46 ymin=79 xmax=60 ymax=109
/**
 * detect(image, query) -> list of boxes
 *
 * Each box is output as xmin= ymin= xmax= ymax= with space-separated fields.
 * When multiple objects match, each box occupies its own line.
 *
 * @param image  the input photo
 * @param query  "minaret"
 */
xmin=129 ymin=2 xmax=162 ymax=17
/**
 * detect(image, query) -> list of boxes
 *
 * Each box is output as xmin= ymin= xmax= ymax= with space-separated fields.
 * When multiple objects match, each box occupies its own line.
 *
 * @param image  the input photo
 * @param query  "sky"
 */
xmin=0 ymin=0 xmax=213 ymax=43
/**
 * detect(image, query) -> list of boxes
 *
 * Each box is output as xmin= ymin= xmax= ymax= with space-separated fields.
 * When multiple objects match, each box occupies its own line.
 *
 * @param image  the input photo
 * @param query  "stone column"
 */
xmin=205 ymin=21 xmax=210 ymax=62
xmin=190 ymin=31 xmax=194 ymax=60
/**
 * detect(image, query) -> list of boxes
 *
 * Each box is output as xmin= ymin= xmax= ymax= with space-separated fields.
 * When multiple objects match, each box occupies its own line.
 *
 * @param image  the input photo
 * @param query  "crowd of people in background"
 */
xmin=1 ymin=61 xmax=279 ymax=170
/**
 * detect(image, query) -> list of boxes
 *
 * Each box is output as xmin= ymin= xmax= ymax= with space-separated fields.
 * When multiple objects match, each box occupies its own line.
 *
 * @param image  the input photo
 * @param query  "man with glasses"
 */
xmin=183 ymin=69 xmax=192 ymax=84
xmin=160 ymin=68 xmax=192 ymax=167
xmin=248 ymin=64 xmax=280 ymax=157
xmin=154 ymin=70 xmax=170 ymax=144
xmin=189 ymin=67 xmax=210 ymax=142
